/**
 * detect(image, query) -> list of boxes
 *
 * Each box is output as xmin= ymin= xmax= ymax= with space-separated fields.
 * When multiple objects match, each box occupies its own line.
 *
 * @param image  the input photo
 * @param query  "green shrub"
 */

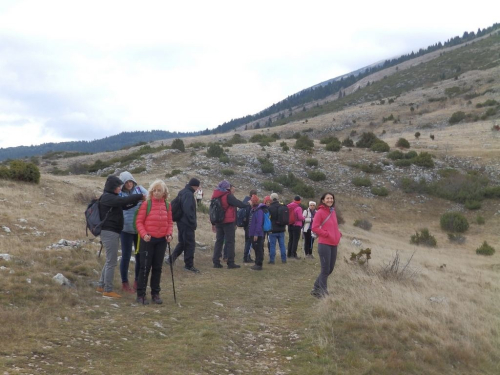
xmin=166 ymin=169 xmax=182 ymax=178
xmin=87 ymin=159 xmax=112 ymax=173
xmin=276 ymin=172 xmax=299 ymax=187
xmin=412 ymin=152 xmax=434 ymax=168
xmin=448 ymin=233 xmax=466 ymax=244
xmin=260 ymin=161 xmax=275 ymax=174
xmin=371 ymin=186 xmax=389 ymax=196
xmin=219 ymin=155 xmax=230 ymax=164
xmin=342 ymin=138 xmax=354 ymax=147
xmin=440 ymin=212 xmax=469 ymax=233
xmin=294 ymin=135 xmax=314 ymax=150
xmin=410 ymin=228 xmax=437 ymax=247
xmin=207 ymin=144 xmax=224 ymax=158
xmin=476 ymin=241 xmax=495 ymax=256
xmin=484 ymin=186 xmax=500 ymax=198
xmin=308 ymin=171 xmax=326 ymax=181
xmin=387 ymin=150 xmax=405 ymax=160
xmin=396 ymin=138 xmax=410 ymax=148
xmin=350 ymin=163 xmax=382 ymax=174
xmin=189 ymin=141 xmax=207 ymax=149
xmin=325 ymin=140 xmax=341 ymax=152
xmin=352 ymin=177 xmax=372 ymax=187
xmin=464 ymin=200 xmax=481 ymax=210
xmin=262 ymin=181 xmax=283 ymax=193
xmin=282 ymin=145 xmax=290 ymax=152
xmin=353 ymin=219 xmax=372 ymax=231
xmin=292 ymin=132 xmax=301 ymax=139
xmin=476 ymin=215 xmax=485 ymax=225
xmin=405 ymin=151 xmax=418 ymax=159
xmin=171 ymin=138 xmax=185 ymax=152
xmin=320 ymin=136 xmax=340 ymax=144
xmin=292 ymin=182 xmax=315 ymax=198
xmin=4 ymin=160 xmax=41 ymax=183
xmin=395 ymin=159 xmax=413 ymax=167
xmin=227 ymin=134 xmax=247 ymax=145
xmin=449 ymin=111 xmax=466 ymax=124
xmin=306 ymin=158 xmax=319 ymax=167
xmin=221 ymin=169 xmax=235 ymax=176
xmin=370 ymin=140 xmax=390 ymax=152
xmin=356 ymin=132 xmax=378 ymax=148
xmin=130 ymin=166 xmax=146 ymax=174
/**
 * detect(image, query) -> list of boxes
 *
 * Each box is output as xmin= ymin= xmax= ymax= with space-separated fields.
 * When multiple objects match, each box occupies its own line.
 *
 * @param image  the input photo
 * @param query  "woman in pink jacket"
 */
xmin=310 ymin=192 xmax=342 ymax=298
xmin=135 ymin=180 xmax=173 ymax=305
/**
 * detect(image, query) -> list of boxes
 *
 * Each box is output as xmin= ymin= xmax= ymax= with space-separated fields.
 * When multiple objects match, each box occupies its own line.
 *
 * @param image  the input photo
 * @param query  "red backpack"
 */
xmin=287 ymin=204 xmax=297 ymax=225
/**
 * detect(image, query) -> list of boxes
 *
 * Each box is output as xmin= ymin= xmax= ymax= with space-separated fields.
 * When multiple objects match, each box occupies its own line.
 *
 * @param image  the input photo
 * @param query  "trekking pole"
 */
xmin=167 ymin=242 xmax=177 ymax=304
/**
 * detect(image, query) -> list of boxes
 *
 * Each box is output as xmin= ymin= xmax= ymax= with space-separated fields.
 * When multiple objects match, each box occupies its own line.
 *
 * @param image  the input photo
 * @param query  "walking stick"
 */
xmin=167 ymin=242 xmax=177 ymax=304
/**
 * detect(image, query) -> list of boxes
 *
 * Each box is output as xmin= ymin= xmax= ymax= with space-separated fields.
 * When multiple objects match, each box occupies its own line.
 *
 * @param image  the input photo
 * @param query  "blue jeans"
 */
xmin=120 ymin=231 xmax=140 ymax=283
xmin=268 ymin=232 xmax=286 ymax=262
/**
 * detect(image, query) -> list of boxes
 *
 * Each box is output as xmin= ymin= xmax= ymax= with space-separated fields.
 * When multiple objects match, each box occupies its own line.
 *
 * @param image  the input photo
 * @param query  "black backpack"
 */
xmin=236 ymin=206 xmax=250 ymax=227
xmin=209 ymin=197 xmax=225 ymax=225
xmin=275 ymin=204 xmax=290 ymax=226
xmin=85 ymin=198 xmax=111 ymax=237
xmin=171 ymin=195 xmax=183 ymax=222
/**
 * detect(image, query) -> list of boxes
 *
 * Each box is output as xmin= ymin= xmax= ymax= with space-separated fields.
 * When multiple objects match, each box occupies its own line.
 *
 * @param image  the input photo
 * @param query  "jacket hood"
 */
xmin=119 ymin=171 xmax=137 ymax=189
xmin=212 ymin=190 xmax=229 ymax=199
xmin=104 ymin=175 xmax=123 ymax=193
xmin=288 ymin=201 xmax=300 ymax=209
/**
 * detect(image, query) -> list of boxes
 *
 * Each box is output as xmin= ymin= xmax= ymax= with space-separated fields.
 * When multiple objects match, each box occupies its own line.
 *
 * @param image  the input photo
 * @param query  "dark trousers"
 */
xmin=303 ymin=229 xmax=315 ymax=255
xmin=313 ymin=244 xmax=338 ymax=295
xmin=287 ymin=225 xmax=302 ymax=257
xmin=172 ymin=224 xmax=196 ymax=268
xmin=213 ymin=222 xmax=236 ymax=265
xmin=243 ymin=226 xmax=253 ymax=259
xmin=251 ymin=236 xmax=264 ymax=266
xmin=120 ymin=231 xmax=140 ymax=283
xmin=137 ymin=239 xmax=167 ymax=297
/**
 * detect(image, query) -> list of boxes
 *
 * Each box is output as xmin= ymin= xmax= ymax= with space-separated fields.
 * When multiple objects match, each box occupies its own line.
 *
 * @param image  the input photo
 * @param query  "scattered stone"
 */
xmin=0 ymin=254 xmax=11 ymax=261
xmin=352 ymin=239 xmax=362 ymax=247
xmin=213 ymin=301 xmax=224 ymax=307
xmin=2 ymin=226 xmax=11 ymax=233
xmin=53 ymin=273 xmax=75 ymax=288
xmin=429 ymin=296 xmax=446 ymax=303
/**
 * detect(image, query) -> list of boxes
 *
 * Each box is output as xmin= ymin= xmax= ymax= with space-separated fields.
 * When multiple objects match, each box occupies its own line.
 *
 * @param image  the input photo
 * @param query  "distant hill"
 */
xmin=0 ymin=130 xmax=196 ymax=162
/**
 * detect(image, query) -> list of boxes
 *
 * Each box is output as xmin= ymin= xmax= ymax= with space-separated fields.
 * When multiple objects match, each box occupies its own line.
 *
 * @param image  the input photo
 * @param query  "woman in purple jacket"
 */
xmin=248 ymin=195 xmax=265 ymax=271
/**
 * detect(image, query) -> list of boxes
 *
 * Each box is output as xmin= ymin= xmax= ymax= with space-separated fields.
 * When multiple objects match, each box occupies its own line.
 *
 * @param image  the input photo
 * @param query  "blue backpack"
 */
xmin=262 ymin=209 xmax=272 ymax=232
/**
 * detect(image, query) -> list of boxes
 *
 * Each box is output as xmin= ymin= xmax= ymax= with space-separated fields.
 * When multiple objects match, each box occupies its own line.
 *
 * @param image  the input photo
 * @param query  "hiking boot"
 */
xmin=103 ymin=291 xmax=122 ymax=299
xmin=151 ymin=294 xmax=163 ymax=304
xmin=243 ymin=257 xmax=253 ymax=263
xmin=121 ymin=282 xmax=134 ymax=294
xmin=268 ymin=260 xmax=275 ymax=265
xmin=293 ymin=255 xmax=301 ymax=260
xmin=213 ymin=263 xmax=223 ymax=268
xmin=250 ymin=265 xmax=263 ymax=271
xmin=96 ymin=286 xmax=104 ymax=293
xmin=227 ymin=263 xmax=241 ymax=269
xmin=133 ymin=280 xmax=137 ymax=291
xmin=136 ymin=296 xmax=150 ymax=305
xmin=184 ymin=266 xmax=200 ymax=273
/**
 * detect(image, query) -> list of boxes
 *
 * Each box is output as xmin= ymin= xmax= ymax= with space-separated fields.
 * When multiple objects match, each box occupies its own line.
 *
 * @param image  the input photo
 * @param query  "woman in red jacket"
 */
xmin=135 ymin=180 xmax=173 ymax=305
xmin=310 ymin=192 xmax=342 ymax=298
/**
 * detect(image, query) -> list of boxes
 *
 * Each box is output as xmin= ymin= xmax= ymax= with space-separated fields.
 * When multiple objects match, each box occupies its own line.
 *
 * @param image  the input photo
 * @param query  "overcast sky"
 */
xmin=0 ymin=1 xmax=497 ymax=148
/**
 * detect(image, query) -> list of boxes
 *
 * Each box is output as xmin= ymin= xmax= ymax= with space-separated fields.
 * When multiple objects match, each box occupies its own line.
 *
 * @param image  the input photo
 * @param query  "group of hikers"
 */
xmin=95 ymin=172 xmax=341 ymax=305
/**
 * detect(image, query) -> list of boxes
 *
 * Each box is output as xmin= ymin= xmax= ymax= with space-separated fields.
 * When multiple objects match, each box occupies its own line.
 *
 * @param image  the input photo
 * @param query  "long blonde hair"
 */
xmin=147 ymin=179 xmax=169 ymax=200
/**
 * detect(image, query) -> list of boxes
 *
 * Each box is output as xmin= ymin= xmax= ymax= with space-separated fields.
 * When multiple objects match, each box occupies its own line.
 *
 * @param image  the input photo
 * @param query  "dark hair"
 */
xmin=319 ymin=192 xmax=335 ymax=207
xmin=249 ymin=189 xmax=257 ymax=196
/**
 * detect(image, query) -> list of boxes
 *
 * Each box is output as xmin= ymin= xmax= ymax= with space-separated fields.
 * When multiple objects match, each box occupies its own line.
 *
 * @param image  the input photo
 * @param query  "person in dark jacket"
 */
xmin=267 ymin=193 xmax=287 ymax=264
xmin=248 ymin=195 xmax=266 ymax=271
xmin=97 ymin=175 xmax=145 ymax=299
xmin=169 ymin=178 xmax=201 ymax=273
xmin=242 ymin=189 xmax=257 ymax=263
xmin=212 ymin=180 xmax=248 ymax=269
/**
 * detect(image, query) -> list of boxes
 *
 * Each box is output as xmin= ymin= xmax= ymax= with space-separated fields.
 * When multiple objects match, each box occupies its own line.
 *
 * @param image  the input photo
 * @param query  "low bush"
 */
xmin=410 ymin=228 xmax=437 ymax=247
xmin=308 ymin=171 xmax=326 ymax=181
xmin=448 ymin=233 xmax=466 ymax=244
xmin=171 ymin=138 xmax=185 ymax=152
xmin=294 ymin=135 xmax=314 ymax=151
xmin=276 ymin=172 xmax=299 ymax=187
xmin=464 ymin=200 xmax=481 ymax=210
xmin=320 ymin=136 xmax=340 ymax=145
xmin=342 ymin=138 xmax=354 ymax=147
xmin=221 ymin=169 xmax=235 ymax=176
xmin=130 ymin=166 xmax=146 ymax=174
xmin=325 ymin=140 xmax=341 ymax=152
xmin=219 ymin=155 xmax=230 ymax=164
xmin=262 ymin=181 xmax=283 ymax=193
xmin=0 ymin=160 xmax=41 ymax=184
xmin=352 ymin=177 xmax=372 ymax=187
xmin=449 ymin=111 xmax=466 ymax=124
xmin=412 ymin=152 xmax=434 ymax=168
xmin=165 ymin=169 xmax=182 ymax=178
xmin=207 ymin=144 xmax=225 ymax=158
xmin=370 ymin=140 xmax=390 ymax=152
xmin=476 ymin=241 xmax=495 ymax=256
xmin=396 ymin=138 xmax=410 ymax=148
xmin=292 ymin=181 xmax=315 ymax=198
xmin=440 ymin=212 xmax=469 ymax=233
xmin=353 ymin=219 xmax=372 ymax=231
xmin=476 ymin=215 xmax=485 ymax=225
xmin=371 ymin=186 xmax=389 ymax=196
xmin=355 ymin=132 xmax=379 ymax=148
xmin=306 ymin=158 xmax=319 ymax=167
xmin=395 ymin=159 xmax=413 ymax=167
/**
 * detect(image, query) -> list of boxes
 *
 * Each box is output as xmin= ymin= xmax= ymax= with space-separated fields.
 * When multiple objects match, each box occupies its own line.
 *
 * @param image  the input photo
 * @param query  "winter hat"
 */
xmin=309 ymin=201 xmax=316 ymax=206
xmin=294 ymin=195 xmax=301 ymax=201
xmin=250 ymin=195 xmax=260 ymax=206
xmin=263 ymin=195 xmax=271 ymax=204
xmin=270 ymin=193 xmax=279 ymax=201
xmin=104 ymin=175 xmax=123 ymax=193
xmin=217 ymin=180 xmax=230 ymax=191
xmin=189 ymin=178 xmax=200 ymax=187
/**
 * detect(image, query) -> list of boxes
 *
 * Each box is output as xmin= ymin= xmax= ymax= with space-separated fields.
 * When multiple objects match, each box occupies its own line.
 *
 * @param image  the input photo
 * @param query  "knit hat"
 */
xmin=270 ymin=193 xmax=279 ymax=201
xmin=294 ymin=195 xmax=301 ymax=201
xmin=309 ymin=201 xmax=316 ymax=206
xmin=250 ymin=195 xmax=260 ymax=206
xmin=263 ymin=195 xmax=271 ymax=204
xmin=217 ymin=180 xmax=230 ymax=191
xmin=189 ymin=178 xmax=200 ymax=187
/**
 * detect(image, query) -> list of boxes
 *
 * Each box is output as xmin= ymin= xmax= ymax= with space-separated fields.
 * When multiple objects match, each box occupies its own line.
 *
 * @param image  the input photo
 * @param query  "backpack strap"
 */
xmin=145 ymin=199 xmax=169 ymax=216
